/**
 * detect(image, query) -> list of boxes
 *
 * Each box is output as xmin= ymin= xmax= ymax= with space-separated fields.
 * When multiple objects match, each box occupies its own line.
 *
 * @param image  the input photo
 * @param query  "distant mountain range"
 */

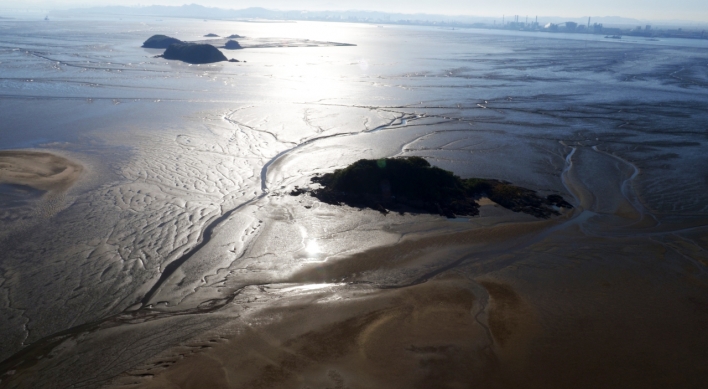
xmin=65 ymin=4 xmax=707 ymax=28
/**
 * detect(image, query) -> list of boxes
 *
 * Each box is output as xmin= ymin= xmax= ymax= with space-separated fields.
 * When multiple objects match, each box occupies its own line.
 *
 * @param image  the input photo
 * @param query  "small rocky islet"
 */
xmin=291 ymin=156 xmax=573 ymax=219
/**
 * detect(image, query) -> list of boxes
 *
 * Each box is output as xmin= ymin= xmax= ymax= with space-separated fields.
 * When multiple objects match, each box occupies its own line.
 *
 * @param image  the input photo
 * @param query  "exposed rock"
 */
xmin=224 ymin=40 xmax=243 ymax=50
xmin=290 ymin=186 xmax=308 ymax=196
xmin=291 ymin=157 xmax=573 ymax=219
xmin=142 ymin=34 xmax=183 ymax=49
xmin=161 ymin=43 xmax=227 ymax=64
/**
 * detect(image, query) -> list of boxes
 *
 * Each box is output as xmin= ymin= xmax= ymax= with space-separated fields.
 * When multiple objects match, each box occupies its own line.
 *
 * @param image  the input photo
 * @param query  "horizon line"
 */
xmin=80 ymin=4 xmax=708 ymax=24
xmin=8 ymin=3 xmax=708 ymax=25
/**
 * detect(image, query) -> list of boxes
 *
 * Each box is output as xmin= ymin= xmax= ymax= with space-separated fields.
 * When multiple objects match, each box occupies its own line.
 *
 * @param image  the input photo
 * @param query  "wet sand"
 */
xmin=107 ymin=219 xmax=708 ymax=389
xmin=2 ymin=143 xmax=707 ymax=388
xmin=3 ymin=128 xmax=707 ymax=388
xmin=101 ymin=141 xmax=708 ymax=389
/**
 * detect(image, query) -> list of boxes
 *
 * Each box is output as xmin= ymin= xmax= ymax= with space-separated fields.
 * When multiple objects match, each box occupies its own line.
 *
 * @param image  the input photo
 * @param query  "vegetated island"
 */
xmin=290 ymin=157 xmax=573 ymax=219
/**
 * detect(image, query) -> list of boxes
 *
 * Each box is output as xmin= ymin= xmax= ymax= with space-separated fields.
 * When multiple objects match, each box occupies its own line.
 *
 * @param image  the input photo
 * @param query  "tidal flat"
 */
xmin=0 ymin=15 xmax=707 ymax=389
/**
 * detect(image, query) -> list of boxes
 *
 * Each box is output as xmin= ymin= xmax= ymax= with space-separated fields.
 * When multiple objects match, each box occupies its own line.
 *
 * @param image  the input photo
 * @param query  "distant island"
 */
xmin=142 ymin=31 xmax=354 ymax=63
xmin=291 ymin=157 xmax=572 ymax=219
xmin=143 ymin=35 xmax=231 ymax=64
xmin=160 ymin=42 xmax=227 ymax=64
xmin=142 ymin=34 xmax=183 ymax=48
xmin=224 ymin=40 xmax=242 ymax=49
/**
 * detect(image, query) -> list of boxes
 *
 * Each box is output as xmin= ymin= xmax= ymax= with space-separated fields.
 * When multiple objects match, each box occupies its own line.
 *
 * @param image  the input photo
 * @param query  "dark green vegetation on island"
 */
xmin=291 ymin=157 xmax=573 ymax=218
xmin=142 ymin=34 xmax=183 ymax=48
xmin=224 ymin=40 xmax=243 ymax=49
xmin=161 ymin=43 xmax=227 ymax=64
xmin=204 ymin=33 xmax=220 ymax=37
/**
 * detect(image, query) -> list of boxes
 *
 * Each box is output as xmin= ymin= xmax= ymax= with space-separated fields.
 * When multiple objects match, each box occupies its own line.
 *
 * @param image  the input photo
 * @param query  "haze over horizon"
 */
xmin=8 ymin=0 xmax=708 ymax=22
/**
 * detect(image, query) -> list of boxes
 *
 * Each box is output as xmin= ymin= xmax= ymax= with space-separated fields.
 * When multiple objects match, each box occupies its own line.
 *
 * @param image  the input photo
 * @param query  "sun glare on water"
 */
xmin=305 ymin=239 xmax=321 ymax=255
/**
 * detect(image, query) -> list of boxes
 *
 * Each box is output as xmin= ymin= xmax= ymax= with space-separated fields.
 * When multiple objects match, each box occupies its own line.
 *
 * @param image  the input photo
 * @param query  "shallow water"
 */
xmin=0 ymin=15 xmax=707 ymax=388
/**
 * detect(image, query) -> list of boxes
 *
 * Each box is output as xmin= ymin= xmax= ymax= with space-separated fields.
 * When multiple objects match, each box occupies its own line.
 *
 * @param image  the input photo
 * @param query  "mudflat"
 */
xmin=1 ymin=16 xmax=707 ymax=389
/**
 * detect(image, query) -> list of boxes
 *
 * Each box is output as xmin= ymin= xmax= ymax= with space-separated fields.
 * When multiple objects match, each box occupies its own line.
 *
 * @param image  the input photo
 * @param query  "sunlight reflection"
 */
xmin=358 ymin=58 xmax=369 ymax=71
xmin=250 ymin=22 xmax=366 ymax=101
xmin=306 ymin=239 xmax=321 ymax=255
xmin=281 ymin=283 xmax=339 ymax=293
xmin=299 ymin=225 xmax=323 ymax=260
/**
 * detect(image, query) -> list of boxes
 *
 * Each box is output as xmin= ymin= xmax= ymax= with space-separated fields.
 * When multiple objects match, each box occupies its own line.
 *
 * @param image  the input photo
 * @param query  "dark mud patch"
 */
xmin=291 ymin=157 xmax=572 ymax=219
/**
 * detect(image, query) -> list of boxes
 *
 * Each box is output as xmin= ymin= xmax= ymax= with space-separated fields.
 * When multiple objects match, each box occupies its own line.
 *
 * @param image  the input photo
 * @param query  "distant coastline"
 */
xmin=47 ymin=4 xmax=707 ymax=41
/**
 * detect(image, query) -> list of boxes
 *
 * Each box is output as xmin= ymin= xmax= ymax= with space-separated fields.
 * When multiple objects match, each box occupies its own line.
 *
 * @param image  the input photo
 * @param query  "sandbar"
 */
xmin=0 ymin=150 xmax=83 ymax=193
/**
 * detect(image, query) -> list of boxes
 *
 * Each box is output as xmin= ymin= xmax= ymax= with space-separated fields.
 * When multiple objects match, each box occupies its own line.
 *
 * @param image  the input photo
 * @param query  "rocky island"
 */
xmin=142 ymin=34 xmax=183 ymax=48
xmin=161 ymin=42 xmax=228 ymax=64
xmin=291 ymin=157 xmax=573 ymax=218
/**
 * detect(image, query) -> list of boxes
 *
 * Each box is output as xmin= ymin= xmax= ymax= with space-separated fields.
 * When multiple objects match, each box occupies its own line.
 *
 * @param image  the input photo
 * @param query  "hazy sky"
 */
xmin=17 ymin=1 xmax=708 ymax=21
